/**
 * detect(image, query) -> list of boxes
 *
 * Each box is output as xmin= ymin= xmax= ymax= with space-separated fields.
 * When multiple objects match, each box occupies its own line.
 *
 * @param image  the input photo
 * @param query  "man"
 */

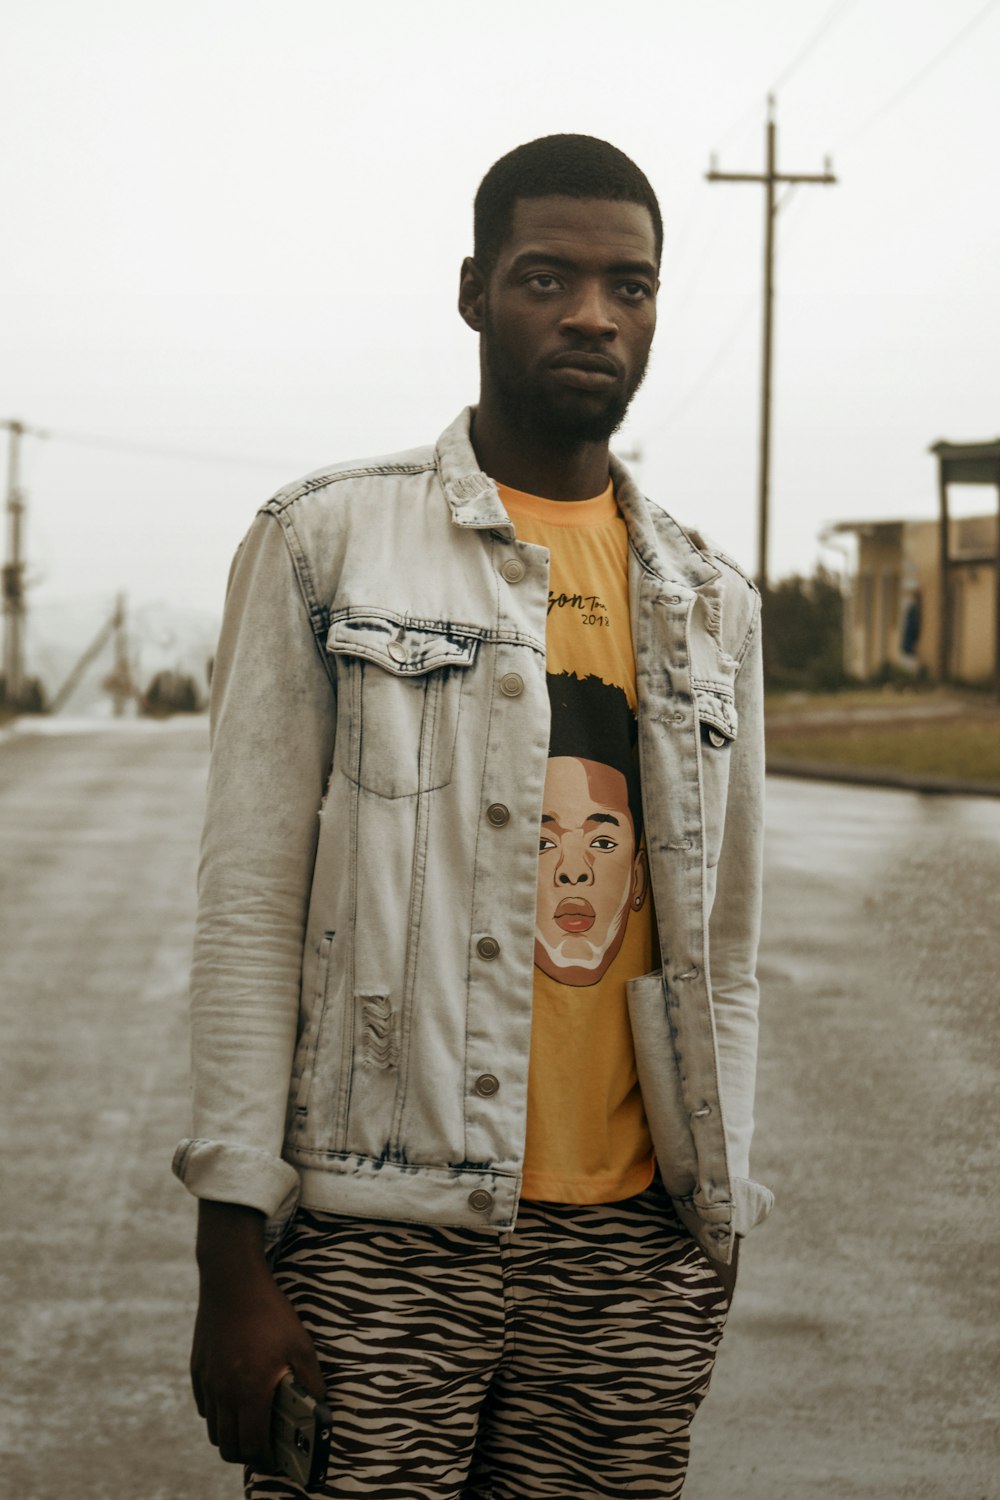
xmin=176 ymin=134 xmax=772 ymax=1499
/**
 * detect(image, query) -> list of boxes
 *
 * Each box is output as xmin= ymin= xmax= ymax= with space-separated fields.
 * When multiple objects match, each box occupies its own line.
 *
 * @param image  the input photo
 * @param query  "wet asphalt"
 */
xmin=0 ymin=720 xmax=997 ymax=1500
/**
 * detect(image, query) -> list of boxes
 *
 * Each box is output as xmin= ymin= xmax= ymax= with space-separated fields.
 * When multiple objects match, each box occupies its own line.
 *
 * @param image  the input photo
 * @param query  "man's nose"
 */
xmin=560 ymin=283 xmax=617 ymax=341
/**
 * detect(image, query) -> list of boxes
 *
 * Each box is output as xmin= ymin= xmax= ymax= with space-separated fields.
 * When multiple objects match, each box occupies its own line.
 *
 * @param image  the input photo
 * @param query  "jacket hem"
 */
xmin=292 ymin=1155 xmax=520 ymax=1232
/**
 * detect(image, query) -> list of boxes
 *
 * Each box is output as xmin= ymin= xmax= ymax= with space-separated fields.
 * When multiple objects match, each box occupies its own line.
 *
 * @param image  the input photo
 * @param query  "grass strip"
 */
xmin=766 ymin=722 xmax=1000 ymax=783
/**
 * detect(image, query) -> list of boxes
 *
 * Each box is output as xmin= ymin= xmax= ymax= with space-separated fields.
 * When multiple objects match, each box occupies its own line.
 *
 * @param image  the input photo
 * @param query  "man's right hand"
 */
xmin=190 ymin=1201 xmax=325 ymax=1472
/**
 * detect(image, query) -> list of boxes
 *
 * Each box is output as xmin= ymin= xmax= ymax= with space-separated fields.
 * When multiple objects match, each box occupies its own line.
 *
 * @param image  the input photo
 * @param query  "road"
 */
xmin=1 ymin=720 xmax=997 ymax=1500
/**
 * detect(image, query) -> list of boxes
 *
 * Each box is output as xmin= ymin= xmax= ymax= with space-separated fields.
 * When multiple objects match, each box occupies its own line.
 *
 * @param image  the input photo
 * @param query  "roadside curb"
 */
xmin=767 ymin=757 xmax=1000 ymax=799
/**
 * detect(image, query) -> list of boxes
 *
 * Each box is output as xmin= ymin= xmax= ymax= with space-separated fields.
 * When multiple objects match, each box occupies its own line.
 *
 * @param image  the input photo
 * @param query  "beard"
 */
xmin=482 ymin=306 xmax=650 ymax=448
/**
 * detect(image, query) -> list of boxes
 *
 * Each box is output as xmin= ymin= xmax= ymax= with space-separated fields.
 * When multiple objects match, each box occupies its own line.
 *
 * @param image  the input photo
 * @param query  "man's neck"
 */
xmin=470 ymin=404 xmax=611 ymax=502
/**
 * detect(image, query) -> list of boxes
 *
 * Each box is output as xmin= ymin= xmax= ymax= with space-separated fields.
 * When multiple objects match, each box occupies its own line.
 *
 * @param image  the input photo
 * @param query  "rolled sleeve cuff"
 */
xmin=732 ymin=1174 xmax=774 ymax=1236
xmin=674 ymin=1175 xmax=774 ymax=1264
xmin=172 ymin=1138 xmax=301 ymax=1229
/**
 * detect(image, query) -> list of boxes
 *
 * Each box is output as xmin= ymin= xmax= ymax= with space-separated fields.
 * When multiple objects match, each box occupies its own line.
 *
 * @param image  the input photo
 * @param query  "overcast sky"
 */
xmin=3 ymin=0 xmax=998 ymax=625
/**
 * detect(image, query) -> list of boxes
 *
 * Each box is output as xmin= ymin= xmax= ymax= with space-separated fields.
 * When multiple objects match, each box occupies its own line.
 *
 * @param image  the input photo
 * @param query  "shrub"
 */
xmin=762 ymin=567 xmax=847 ymax=692
xmin=141 ymin=670 xmax=203 ymax=717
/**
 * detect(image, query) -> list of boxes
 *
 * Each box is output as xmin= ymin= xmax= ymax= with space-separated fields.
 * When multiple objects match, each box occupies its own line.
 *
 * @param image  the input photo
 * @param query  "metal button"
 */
xmin=500 ymin=558 xmax=526 ymax=584
xmin=474 ymin=1073 xmax=500 ymax=1097
xmin=468 ymin=1189 xmax=494 ymax=1212
xmin=486 ymin=803 xmax=510 ymax=827
xmin=707 ymin=727 xmax=727 ymax=748
xmin=386 ymin=640 xmax=407 ymax=663
xmin=499 ymin=672 xmax=523 ymax=698
xmin=476 ymin=936 xmax=500 ymax=960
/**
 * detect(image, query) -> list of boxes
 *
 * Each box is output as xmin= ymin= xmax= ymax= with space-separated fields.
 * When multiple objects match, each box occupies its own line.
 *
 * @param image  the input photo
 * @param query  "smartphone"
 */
xmin=270 ymin=1373 xmax=332 ymax=1491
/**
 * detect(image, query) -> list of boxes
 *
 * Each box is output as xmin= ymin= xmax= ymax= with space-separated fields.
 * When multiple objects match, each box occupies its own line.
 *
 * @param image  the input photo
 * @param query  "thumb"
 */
xmin=289 ymin=1339 xmax=326 ymax=1402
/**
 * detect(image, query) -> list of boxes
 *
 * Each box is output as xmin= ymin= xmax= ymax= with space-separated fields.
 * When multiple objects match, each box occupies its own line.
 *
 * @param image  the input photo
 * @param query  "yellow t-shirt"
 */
xmin=499 ymin=480 xmax=656 ymax=1204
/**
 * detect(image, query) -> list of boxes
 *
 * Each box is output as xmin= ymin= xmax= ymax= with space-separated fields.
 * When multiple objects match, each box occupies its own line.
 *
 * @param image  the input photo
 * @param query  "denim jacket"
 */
xmin=173 ymin=409 xmax=772 ymax=1264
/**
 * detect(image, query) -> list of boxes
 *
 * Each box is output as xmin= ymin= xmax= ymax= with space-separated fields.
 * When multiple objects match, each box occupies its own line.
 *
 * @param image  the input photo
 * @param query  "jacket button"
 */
xmin=500 ymin=558 xmax=526 ymax=583
xmin=707 ymin=727 xmax=728 ymax=748
xmin=499 ymin=672 xmax=523 ymax=697
xmin=386 ymin=640 xmax=408 ymax=663
xmin=486 ymin=803 xmax=510 ymax=827
xmin=691 ymin=1103 xmax=712 ymax=1118
xmin=474 ymin=1073 xmax=500 ymax=1097
xmin=468 ymin=1189 xmax=494 ymax=1212
xmin=476 ymin=936 xmax=500 ymax=960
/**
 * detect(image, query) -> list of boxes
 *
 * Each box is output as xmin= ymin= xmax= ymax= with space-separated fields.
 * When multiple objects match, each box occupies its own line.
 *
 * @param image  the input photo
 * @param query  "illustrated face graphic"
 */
xmin=535 ymin=755 xmax=649 ymax=987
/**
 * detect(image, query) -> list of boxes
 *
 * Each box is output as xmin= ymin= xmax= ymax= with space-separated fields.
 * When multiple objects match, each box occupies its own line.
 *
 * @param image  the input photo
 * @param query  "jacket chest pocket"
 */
xmin=695 ymin=687 xmax=738 ymax=868
xmin=327 ymin=612 xmax=480 ymax=799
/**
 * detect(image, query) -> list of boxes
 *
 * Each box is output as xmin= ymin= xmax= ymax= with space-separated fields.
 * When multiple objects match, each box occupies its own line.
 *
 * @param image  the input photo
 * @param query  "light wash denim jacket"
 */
xmin=173 ymin=409 xmax=772 ymax=1264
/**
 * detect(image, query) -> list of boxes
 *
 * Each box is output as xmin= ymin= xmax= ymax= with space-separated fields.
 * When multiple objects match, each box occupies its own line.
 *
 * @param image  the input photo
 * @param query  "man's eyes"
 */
xmin=617 ymin=280 xmax=652 ymax=301
xmin=522 ymin=273 xmax=652 ymax=302
xmin=590 ymin=836 xmax=618 ymax=851
xmin=539 ymin=834 xmax=557 ymax=853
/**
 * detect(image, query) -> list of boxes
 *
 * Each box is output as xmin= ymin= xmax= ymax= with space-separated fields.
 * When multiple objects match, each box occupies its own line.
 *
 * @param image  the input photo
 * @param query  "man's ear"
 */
xmin=458 ymin=256 xmax=486 ymax=332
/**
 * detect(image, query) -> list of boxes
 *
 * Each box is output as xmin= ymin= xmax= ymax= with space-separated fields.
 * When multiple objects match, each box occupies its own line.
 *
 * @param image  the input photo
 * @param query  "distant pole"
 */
xmin=2 ymin=420 xmax=25 ymax=705
xmin=936 ymin=464 xmax=951 ymax=683
xmin=760 ymin=110 xmax=776 ymax=599
xmin=110 ymin=594 xmax=133 ymax=716
xmin=994 ymin=462 xmax=1000 ymax=702
xmin=707 ymin=97 xmax=836 ymax=591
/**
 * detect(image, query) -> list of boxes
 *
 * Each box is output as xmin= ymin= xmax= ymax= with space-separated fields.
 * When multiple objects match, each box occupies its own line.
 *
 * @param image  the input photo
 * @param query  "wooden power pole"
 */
xmin=2 ymin=420 xmax=26 ymax=706
xmin=706 ymin=97 xmax=836 ymax=591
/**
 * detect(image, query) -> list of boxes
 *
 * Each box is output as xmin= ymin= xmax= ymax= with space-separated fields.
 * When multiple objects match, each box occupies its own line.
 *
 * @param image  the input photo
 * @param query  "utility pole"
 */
xmin=105 ymin=594 xmax=137 ymax=716
xmin=2 ymin=420 xmax=26 ymax=706
xmin=706 ymin=97 xmax=836 ymax=591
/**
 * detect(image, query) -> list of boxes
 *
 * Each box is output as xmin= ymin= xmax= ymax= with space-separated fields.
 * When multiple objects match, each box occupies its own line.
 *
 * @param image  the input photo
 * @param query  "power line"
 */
xmin=671 ymin=1 xmax=857 ymax=323
xmin=43 ymin=426 xmax=297 ymax=472
xmin=710 ymin=0 xmax=861 ymax=157
xmin=836 ymin=0 xmax=1000 ymax=150
xmin=657 ymin=302 xmax=758 ymax=431
xmin=769 ymin=0 xmax=862 ymax=93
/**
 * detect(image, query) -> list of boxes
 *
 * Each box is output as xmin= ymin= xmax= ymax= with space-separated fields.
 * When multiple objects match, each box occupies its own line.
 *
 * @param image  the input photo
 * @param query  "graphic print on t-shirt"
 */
xmin=498 ymin=479 xmax=656 ymax=1202
xmin=537 ymin=672 xmax=649 ymax=988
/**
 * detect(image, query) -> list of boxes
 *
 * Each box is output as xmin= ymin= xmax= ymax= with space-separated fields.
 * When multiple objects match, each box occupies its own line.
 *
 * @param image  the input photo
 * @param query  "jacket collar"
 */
xmin=437 ymin=409 xmax=515 ymax=534
xmin=436 ymin=407 xmax=719 ymax=592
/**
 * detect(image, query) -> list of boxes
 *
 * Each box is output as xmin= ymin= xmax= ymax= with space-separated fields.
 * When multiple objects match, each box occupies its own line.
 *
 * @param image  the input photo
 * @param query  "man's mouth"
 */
xmin=553 ymin=897 xmax=596 ymax=933
xmin=548 ymin=351 xmax=621 ymax=390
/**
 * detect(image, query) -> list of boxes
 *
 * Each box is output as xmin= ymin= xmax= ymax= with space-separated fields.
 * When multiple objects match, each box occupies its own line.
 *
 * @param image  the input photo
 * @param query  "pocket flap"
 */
xmin=695 ymin=688 xmax=738 ymax=744
xmin=326 ymin=613 xmax=480 ymax=676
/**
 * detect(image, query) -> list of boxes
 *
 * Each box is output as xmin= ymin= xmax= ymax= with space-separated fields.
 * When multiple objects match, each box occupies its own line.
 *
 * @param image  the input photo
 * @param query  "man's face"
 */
xmin=535 ymin=756 xmax=648 ymax=987
xmin=478 ymin=196 xmax=659 ymax=446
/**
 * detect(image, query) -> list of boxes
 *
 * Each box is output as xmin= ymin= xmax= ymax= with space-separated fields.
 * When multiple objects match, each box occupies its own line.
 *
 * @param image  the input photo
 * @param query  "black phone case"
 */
xmin=270 ymin=1374 xmax=333 ymax=1490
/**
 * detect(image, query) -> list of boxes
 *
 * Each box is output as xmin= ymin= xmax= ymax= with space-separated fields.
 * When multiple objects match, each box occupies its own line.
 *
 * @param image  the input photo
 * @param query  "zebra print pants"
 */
xmin=245 ymin=1176 xmax=730 ymax=1499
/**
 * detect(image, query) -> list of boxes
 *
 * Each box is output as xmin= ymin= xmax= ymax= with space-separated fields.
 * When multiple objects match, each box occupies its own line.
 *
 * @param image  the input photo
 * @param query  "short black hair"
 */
xmin=474 ymin=134 xmax=662 ymax=271
xmin=546 ymin=672 xmax=643 ymax=839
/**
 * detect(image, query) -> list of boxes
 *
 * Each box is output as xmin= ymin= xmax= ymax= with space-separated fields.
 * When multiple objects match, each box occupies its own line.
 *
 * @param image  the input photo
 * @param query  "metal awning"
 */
xmin=929 ymin=438 xmax=1000 ymax=487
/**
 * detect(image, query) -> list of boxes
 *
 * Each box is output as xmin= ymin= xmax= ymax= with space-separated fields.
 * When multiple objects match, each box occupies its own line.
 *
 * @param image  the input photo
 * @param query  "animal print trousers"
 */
xmin=245 ymin=1175 xmax=730 ymax=1500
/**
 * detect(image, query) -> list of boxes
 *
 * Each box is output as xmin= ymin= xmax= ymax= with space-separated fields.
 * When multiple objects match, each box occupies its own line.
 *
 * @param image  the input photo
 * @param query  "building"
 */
xmin=829 ymin=513 xmax=997 ymax=683
xmin=829 ymin=437 xmax=1000 ymax=692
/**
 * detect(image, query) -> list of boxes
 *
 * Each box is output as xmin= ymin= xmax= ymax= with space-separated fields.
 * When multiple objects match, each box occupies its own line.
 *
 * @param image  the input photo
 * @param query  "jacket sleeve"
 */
xmin=707 ymin=599 xmax=772 ymax=1235
xmin=172 ymin=509 xmax=337 ymax=1224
